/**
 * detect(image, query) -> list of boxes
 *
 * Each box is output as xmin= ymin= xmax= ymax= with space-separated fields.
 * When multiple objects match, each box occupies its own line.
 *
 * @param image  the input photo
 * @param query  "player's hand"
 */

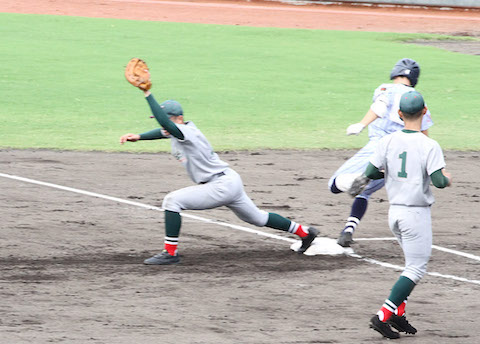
xmin=442 ymin=169 xmax=452 ymax=186
xmin=120 ymin=133 xmax=141 ymax=144
xmin=346 ymin=123 xmax=365 ymax=136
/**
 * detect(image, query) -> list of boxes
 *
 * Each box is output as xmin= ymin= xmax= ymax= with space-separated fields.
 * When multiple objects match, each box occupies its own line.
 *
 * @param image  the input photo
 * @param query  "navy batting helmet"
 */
xmin=390 ymin=58 xmax=420 ymax=87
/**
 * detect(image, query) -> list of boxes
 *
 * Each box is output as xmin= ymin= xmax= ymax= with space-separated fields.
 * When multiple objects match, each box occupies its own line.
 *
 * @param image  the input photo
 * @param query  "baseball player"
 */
xmin=120 ymin=89 xmax=319 ymax=265
xmin=351 ymin=91 xmax=451 ymax=339
xmin=328 ymin=58 xmax=433 ymax=247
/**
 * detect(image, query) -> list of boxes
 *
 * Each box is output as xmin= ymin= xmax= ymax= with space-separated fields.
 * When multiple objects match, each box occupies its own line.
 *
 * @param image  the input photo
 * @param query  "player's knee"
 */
xmin=402 ymin=265 xmax=427 ymax=284
xmin=162 ymin=193 xmax=182 ymax=213
xmin=238 ymin=210 xmax=269 ymax=227
xmin=332 ymin=173 xmax=362 ymax=193
xmin=249 ymin=217 xmax=269 ymax=227
xmin=252 ymin=215 xmax=269 ymax=227
xmin=330 ymin=178 xmax=343 ymax=194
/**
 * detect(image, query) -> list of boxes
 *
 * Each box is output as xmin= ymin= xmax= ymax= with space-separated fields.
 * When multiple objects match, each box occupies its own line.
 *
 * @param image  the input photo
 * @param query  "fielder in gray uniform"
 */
xmin=120 ymin=89 xmax=319 ymax=265
xmin=350 ymin=91 xmax=451 ymax=339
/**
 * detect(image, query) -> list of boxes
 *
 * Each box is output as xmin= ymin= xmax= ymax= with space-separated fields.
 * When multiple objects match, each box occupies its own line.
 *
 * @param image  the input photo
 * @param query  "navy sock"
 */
xmin=351 ymin=197 xmax=368 ymax=220
xmin=342 ymin=197 xmax=368 ymax=234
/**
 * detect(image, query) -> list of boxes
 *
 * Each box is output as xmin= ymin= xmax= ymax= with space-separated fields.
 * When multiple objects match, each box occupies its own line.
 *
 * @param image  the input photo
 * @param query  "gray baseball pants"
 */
xmin=162 ymin=168 xmax=269 ymax=226
xmin=389 ymin=205 xmax=432 ymax=284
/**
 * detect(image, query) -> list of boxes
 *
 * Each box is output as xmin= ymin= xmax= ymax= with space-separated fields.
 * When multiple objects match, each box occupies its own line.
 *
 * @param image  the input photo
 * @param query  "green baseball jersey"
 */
xmin=370 ymin=130 xmax=446 ymax=206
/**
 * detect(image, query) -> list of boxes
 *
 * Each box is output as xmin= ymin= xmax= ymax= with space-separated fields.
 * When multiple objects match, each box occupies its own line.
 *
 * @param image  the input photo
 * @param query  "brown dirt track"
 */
xmin=1 ymin=1 xmax=480 ymax=343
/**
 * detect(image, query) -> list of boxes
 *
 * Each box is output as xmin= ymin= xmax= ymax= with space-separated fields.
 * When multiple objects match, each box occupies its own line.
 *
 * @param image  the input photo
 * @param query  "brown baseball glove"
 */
xmin=125 ymin=58 xmax=152 ymax=91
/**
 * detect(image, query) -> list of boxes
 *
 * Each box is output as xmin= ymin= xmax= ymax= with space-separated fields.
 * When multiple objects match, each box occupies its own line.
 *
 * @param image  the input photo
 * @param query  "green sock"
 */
xmin=265 ymin=213 xmax=291 ymax=231
xmin=388 ymin=276 xmax=416 ymax=306
xmin=165 ymin=210 xmax=182 ymax=237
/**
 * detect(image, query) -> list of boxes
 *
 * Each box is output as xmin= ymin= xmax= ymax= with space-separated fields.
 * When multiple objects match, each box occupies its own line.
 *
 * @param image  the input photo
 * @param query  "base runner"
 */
xmin=328 ymin=58 xmax=433 ymax=247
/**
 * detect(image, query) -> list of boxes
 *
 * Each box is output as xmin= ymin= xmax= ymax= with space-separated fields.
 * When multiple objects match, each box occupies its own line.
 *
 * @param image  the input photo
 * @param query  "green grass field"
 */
xmin=1 ymin=13 xmax=479 ymax=152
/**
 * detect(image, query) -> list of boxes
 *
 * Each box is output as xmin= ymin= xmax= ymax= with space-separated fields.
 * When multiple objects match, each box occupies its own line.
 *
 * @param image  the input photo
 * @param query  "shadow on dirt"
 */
xmin=0 ymin=248 xmax=361 ymax=282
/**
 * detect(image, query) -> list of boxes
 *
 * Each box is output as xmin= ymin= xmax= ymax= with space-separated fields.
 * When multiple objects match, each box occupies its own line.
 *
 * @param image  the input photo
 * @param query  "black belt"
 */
xmin=200 ymin=172 xmax=225 ymax=184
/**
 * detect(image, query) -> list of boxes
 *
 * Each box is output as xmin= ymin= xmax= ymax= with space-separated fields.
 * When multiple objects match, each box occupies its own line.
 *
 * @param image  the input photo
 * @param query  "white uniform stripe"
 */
xmin=384 ymin=299 xmax=397 ymax=310
xmin=347 ymin=217 xmax=360 ymax=224
xmin=288 ymin=222 xmax=299 ymax=234
xmin=164 ymin=236 xmax=179 ymax=241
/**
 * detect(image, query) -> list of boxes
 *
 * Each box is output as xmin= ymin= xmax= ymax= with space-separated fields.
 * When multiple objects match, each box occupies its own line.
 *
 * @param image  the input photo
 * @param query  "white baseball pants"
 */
xmin=389 ymin=205 xmax=432 ymax=284
xmin=328 ymin=139 xmax=384 ymax=199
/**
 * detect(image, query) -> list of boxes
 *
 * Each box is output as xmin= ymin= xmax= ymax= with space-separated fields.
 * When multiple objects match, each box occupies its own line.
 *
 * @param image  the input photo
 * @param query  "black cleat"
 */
xmin=297 ymin=227 xmax=319 ymax=254
xmin=370 ymin=315 xmax=400 ymax=339
xmin=143 ymin=250 xmax=180 ymax=265
xmin=337 ymin=231 xmax=354 ymax=247
xmin=389 ymin=315 xmax=417 ymax=334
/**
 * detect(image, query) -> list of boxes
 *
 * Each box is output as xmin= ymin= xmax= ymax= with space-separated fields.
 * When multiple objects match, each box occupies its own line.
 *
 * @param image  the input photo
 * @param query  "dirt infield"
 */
xmin=1 ymin=1 xmax=479 ymax=343
xmin=1 ymin=0 xmax=480 ymax=34
xmin=1 ymin=149 xmax=479 ymax=343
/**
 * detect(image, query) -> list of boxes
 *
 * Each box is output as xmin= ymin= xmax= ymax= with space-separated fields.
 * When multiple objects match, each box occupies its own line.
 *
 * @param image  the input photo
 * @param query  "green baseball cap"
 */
xmin=160 ymin=100 xmax=183 ymax=116
xmin=399 ymin=91 xmax=425 ymax=114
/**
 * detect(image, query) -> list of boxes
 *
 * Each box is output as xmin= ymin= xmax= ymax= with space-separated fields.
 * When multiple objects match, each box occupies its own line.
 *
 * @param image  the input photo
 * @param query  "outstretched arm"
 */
xmin=144 ymin=91 xmax=184 ymax=140
xmin=139 ymin=128 xmax=167 ymax=140
xmin=119 ymin=128 xmax=168 ymax=144
xmin=360 ymin=108 xmax=381 ymax=128
xmin=346 ymin=109 xmax=379 ymax=136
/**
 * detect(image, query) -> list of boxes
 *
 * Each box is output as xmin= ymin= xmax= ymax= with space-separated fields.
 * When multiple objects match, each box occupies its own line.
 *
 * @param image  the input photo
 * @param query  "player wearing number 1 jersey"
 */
xmin=356 ymin=91 xmax=451 ymax=339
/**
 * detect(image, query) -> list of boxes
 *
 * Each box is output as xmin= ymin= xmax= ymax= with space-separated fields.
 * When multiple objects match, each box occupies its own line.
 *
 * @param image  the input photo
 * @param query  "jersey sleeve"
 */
xmin=145 ymin=94 xmax=184 ymax=140
xmin=426 ymin=140 xmax=446 ymax=175
xmin=365 ymin=162 xmax=385 ymax=180
xmin=420 ymin=106 xmax=434 ymax=131
xmin=370 ymin=85 xmax=389 ymax=118
xmin=139 ymin=128 xmax=169 ymax=140
xmin=173 ymin=122 xmax=196 ymax=143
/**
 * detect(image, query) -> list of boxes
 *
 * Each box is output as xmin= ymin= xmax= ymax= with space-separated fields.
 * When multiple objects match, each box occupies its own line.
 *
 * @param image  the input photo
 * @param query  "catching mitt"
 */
xmin=348 ymin=174 xmax=370 ymax=197
xmin=125 ymin=58 xmax=152 ymax=91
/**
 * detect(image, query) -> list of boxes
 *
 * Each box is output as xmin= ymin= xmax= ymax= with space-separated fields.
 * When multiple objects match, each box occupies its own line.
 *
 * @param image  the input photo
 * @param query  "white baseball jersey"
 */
xmin=370 ymin=130 xmax=446 ymax=206
xmin=368 ymin=83 xmax=433 ymax=139
xmin=170 ymin=121 xmax=229 ymax=184
xmin=328 ymin=83 xmax=434 ymax=198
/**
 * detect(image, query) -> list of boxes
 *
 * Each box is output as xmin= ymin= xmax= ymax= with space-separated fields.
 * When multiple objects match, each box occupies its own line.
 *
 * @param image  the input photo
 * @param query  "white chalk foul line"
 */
xmin=355 ymin=237 xmax=397 ymax=241
xmin=0 ymin=173 xmax=295 ymax=243
xmin=1 ymin=172 xmax=479 ymax=285
xmin=355 ymin=237 xmax=480 ymax=263
xmin=348 ymin=254 xmax=480 ymax=285
xmin=431 ymin=244 xmax=480 ymax=262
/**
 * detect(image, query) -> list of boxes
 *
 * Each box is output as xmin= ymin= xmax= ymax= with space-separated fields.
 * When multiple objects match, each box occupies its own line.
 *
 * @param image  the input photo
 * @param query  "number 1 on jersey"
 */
xmin=398 ymin=151 xmax=408 ymax=178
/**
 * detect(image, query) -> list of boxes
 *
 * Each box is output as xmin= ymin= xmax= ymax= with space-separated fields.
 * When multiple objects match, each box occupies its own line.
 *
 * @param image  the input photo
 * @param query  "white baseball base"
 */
xmin=290 ymin=237 xmax=354 ymax=256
